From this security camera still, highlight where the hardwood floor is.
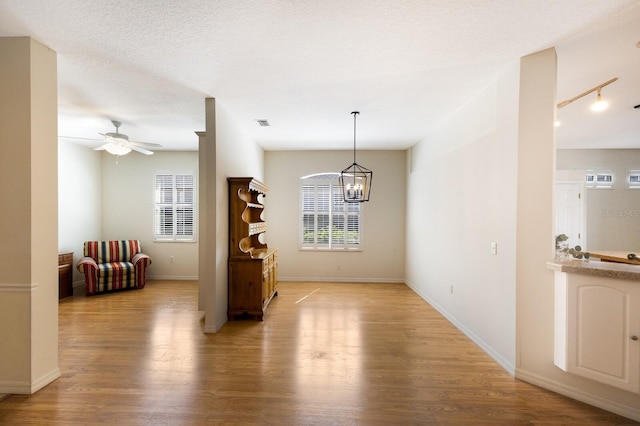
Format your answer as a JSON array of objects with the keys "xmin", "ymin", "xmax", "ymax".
[{"xmin": 0, "ymin": 280, "xmax": 636, "ymax": 425}]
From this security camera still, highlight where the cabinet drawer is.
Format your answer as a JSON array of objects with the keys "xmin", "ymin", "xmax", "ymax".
[
  {"xmin": 59, "ymin": 252, "xmax": 73, "ymax": 264},
  {"xmin": 263, "ymin": 255, "xmax": 273, "ymax": 272}
]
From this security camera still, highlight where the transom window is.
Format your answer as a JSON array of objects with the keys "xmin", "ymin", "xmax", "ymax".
[
  {"xmin": 154, "ymin": 172, "xmax": 196, "ymax": 241},
  {"xmin": 300, "ymin": 173, "xmax": 361, "ymax": 250}
]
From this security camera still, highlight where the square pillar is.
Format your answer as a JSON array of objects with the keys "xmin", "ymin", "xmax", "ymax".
[{"xmin": 0, "ymin": 37, "xmax": 60, "ymax": 393}]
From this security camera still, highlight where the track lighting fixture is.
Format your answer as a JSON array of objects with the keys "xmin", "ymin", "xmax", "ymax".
[
  {"xmin": 557, "ymin": 77, "xmax": 618, "ymax": 111},
  {"xmin": 590, "ymin": 88, "xmax": 608, "ymax": 112}
]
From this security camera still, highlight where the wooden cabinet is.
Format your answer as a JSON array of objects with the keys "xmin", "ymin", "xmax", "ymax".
[
  {"xmin": 554, "ymin": 271, "xmax": 640, "ymax": 393},
  {"xmin": 228, "ymin": 177, "xmax": 278, "ymax": 321},
  {"xmin": 58, "ymin": 252, "xmax": 74, "ymax": 300}
]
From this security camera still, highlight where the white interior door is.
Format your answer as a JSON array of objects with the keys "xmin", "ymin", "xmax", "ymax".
[{"xmin": 555, "ymin": 181, "xmax": 586, "ymax": 249}]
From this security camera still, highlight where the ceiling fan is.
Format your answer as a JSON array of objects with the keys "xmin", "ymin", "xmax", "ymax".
[{"xmin": 96, "ymin": 120, "xmax": 161, "ymax": 156}]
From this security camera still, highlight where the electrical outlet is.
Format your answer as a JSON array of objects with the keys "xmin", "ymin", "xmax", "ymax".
[
  {"xmin": 491, "ymin": 242, "xmax": 498, "ymax": 255},
  {"xmin": 337, "ymin": 264, "xmax": 342, "ymax": 270},
  {"xmin": 169, "ymin": 256, "xmax": 175, "ymax": 263}
]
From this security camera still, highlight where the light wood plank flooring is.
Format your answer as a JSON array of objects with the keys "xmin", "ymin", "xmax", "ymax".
[{"xmin": 0, "ymin": 280, "xmax": 636, "ymax": 425}]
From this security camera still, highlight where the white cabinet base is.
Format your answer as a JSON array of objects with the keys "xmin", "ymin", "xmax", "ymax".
[{"xmin": 554, "ymin": 271, "xmax": 640, "ymax": 394}]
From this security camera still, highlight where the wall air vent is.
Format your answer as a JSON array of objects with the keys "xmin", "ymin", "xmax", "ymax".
[{"xmin": 256, "ymin": 119, "xmax": 270, "ymax": 127}]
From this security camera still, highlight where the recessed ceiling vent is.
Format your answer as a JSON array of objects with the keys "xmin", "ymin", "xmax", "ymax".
[{"xmin": 256, "ymin": 119, "xmax": 270, "ymax": 127}]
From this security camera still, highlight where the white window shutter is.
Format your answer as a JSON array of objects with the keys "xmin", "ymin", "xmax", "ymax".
[
  {"xmin": 299, "ymin": 173, "xmax": 362, "ymax": 250},
  {"xmin": 155, "ymin": 172, "xmax": 196, "ymax": 241}
]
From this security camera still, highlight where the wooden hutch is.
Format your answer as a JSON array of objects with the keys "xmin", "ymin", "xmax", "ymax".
[{"xmin": 227, "ymin": 177, "xmax": 278, "ymax": 320}]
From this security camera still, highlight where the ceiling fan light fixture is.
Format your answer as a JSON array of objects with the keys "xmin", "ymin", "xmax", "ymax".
[{"xmin": 103, "ymin": 143, "xmax": 132, "ymax": 156}]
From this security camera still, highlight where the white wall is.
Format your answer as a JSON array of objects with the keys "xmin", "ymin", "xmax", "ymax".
[
  {"xmin": 405, "ymin": 49, "xmax": 640, "ymax": 421},
  {"xmin": 210, "ymin": 99, "xmax": 264, "ymax": 330},
  {"xmin": 405, "ymin": 62, "xmax": 520, "ymax": 373},
  {"xmin": 59, "ymin": 144, "xmax": 199, "ymax": 284},
  {"xmin": 100, "ymin": 150, "xmax": 199, "ymax": 280},
  {"xmin": 265, "ymin": 150, "xmax": 405, "ymax": 282},
  {"xmin": 557, "ymin": 149, "xmax": 640, "ymax": 251},
  {"xmin": 58, "ymin": 140, "xmax": 102, "ymax": 287}
]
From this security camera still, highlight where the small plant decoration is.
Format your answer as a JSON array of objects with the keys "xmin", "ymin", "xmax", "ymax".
[{"xmin": 555, "ymin": 234, "xmax": 590, "ymax": 259}]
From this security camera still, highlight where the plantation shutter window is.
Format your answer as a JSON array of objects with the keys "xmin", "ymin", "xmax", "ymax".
[
  {"xmin": 299, "ymin": 173, "xmax": 362, "ymax": 251},
  {"xmin": 155, "ymin": 172, "xmax": 196, "ymax": 241}
]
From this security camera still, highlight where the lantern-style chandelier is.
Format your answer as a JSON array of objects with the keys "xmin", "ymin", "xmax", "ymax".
[{"xmin": 339, "ymin": 111, "xmax": 372, "ymax": 202}]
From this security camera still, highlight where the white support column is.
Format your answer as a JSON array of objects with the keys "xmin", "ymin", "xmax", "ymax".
[
  {"xmin": 200, "ymin": 98, "xmax": 218, "ymax": 333},
  {"xmin": 515, "ymin": 48, "xmax": 557, "ymax": 369},
  {"xmin": 0, "ymin": 37, "xmax": 60, "ymax": 394}
]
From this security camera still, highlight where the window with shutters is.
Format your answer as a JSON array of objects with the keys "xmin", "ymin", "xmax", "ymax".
[
  {"xmin": 627, "ymin": 170, "xmax": 640, "ymax": 189},
  {"xmin": 300, "ymin": 173, "xmax": 361, "ymax": 251},
  {"xmin": 585, "ymin": 170, "xmax": 614, "ymax": 189},
  {"xmin": 154, "ymin": 172, "xmax": 196, "ymax": 241}
]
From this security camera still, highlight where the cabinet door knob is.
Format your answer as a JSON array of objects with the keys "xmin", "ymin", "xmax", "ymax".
[{"xmin": 632, "ymin": 336, "xmax": 639, "ymax": 341}]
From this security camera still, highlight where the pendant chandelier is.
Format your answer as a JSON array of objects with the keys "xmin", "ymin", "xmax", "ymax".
[{"xmin": 340, "ymin": 111, "xmax": 372, "ymax": 202}]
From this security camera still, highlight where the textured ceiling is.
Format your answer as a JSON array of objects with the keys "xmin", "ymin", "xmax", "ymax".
[
  {"xmin": 556, "ymin": 9, "xmax": 640, "ymax": 149},
  {"xmin": 0, "ymin": 0, "xmax": 639, "ymax": 151}
]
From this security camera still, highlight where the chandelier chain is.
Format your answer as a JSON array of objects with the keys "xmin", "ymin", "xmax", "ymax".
[{"xmin": 352, "ymin": 111, "xmax": 359, "ymax": 164}]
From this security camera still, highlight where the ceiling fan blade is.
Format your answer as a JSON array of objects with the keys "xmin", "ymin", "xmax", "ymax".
[
  {"xmin": 129, "ymin": 144, "xmax": 154, "ymax": 155},
  {"xmin": 59, "ymin": 135, "xmax": 102, "ymax": 142},
  {"xmin": 100, "ymin": 133, "xmax": 129, "ymax": 143},
  {"xmin": 64, "ymin": 123, "xmax": 158, "ymax": 155},
  {"xmin": 129, "ymin": 140, "xmax": 162, "ymax": 148}
]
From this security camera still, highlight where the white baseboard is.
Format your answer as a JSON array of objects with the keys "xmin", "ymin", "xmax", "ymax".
[
  {"xmin": 0, "ymin": 283, "xmax": 37, "ymax": 293},
  {"xmin": 147, "ymin": 275, "xmax": 198, "ymax": 281},
  {"xmin": 202, "ymin": 314, "xmax": 226, "ymax": 334},
  {"xmin": 31, "ymin": 368, "xmax": 61, "ymax": 393},
  {"xmin": 402, "ymin": 280, "xmax": 640, "ymax": 422},
  {"xmin": 72, "ymin": 277, "xmax": 196, "ymax": 296},
  {"xmin": 516, "ymin": 369, "xmax": 640, "ymax": 422},
  {"xmin": 278, "ymin": 276, "xmax": 404, "ymax": 283},
  {"xmin": 404, "ymin": 279, "xmax": 516, "ymax": 376},
  {"xmin": 0, "ymin": 380, "xmax": 30, "ymax": 394},
  {"xmin": 0, "ymin": 367, "xmax": 60, "ymax": 394}
]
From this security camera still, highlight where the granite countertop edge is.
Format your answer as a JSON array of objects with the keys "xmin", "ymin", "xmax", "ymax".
[{"xmin": 546, "ymin": 259, "xmax": 640, "ymax": 281}]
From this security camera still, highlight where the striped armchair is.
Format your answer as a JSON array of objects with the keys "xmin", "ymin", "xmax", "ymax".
[{"xmin": 77, "ymin": 240, "xmax": 152, "ymax": 296}]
